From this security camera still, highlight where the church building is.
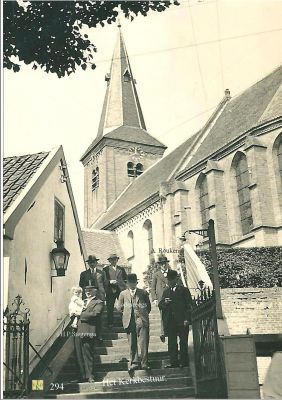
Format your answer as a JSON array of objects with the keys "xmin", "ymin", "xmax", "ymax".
[{"xmin": 81, "ymin": 26, "xmax": 282, "ymax": 282}]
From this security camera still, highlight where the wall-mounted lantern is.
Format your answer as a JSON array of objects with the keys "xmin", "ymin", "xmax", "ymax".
[{"xmin": 50, "ymin": 239, "xmax": 70, "ymax": 292}]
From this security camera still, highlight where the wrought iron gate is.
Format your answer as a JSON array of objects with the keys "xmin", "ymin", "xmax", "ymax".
[
  {"xmin": 191, "ymin": 286, "xmax": 226, "ymax": 398},
  {"xmin": 3, "ymin": 295, "xmax": 30, "ymax": 398}
]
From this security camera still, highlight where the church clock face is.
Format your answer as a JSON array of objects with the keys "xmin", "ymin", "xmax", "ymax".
[{"xmin": 128, "ymin": 146, "xmax": 145, "ymax": 161}]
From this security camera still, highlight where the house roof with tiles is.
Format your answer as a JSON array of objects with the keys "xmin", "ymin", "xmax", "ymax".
[
  {"xmin": 82, "ymin": 229, "xmax": 127, "ymax": 265},
  {"xmin": 3, "ymin": 151, "xmax": 49, "ymax": 213},
  {"xmin": 178, "ymin": 65, "xmax": 282, "ymax": 174},
  {"xmin": 3, "ymin": 146, "xmax": 87, "ymax": 260}
]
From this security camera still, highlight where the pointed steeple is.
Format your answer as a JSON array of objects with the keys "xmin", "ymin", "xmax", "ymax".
[
  {"xmin": 80, "ymin": 25, "xmax": 166, "ymax": 162},
  {"xmin": 97, "ymin": 25, "xmax": 147, "ymax": 138}
]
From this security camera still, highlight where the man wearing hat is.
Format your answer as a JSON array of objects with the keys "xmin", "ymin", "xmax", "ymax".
[
  {"xmin": 79, "ymin": 255, "xmax": 106, "ymax": 300},
  {"xmin": 159, "ymin": 269, "xmax": 192, "ymax": 368},
  {"xmin": 79, "ymin": 255, "xmax": 105, "ymax": 341},
  {"xmin": 103, "ymin": 253, "xmax": 127, "ymax": 328},
  {"xmin": 151, "ymin": 254, "xmax": 171, "ymax": 342},
  {"xmin": 75, "ymin": 285, "xmax": 104, "ymax": 382},
  {"xmin": 117, "ymin": 274, "xmax": 151, "ymax": 372}
]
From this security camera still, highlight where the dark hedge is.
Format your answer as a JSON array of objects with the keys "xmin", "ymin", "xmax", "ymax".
[{"xmin": 196, "ymin": 247, "xmax": 282, "ymax": 288}]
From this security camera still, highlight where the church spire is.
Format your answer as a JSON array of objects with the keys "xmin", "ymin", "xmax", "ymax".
[{"xmin": 97, "ymin": 26, "xmax": 147, "ymax": 139}]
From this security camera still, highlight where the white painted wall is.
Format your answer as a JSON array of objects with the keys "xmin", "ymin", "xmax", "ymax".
[{"xmin": 6, "ymin": 161, "xmax": 85, "ymax": 360}]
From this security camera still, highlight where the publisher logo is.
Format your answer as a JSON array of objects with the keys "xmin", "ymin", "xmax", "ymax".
[{"xmin": 32, "ymin": 380, "xmax": 44, "ymax": 390}]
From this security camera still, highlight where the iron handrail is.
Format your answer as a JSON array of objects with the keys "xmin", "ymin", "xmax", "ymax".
[{"xmin": 29, "ymin": 342, "xmax": 53, "ymax": 375}]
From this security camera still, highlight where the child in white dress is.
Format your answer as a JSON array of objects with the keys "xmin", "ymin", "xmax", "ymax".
[{"xmin": 69, "ymin": 287, "xmax": 84, "ymax": 328}]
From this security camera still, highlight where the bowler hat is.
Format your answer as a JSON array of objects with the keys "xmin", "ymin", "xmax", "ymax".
[
  {"xmin": 86, "ymin": 255, "xmax": 99, "ymax": 263},
  {"xmin": 108, "ymin": 253, "xmax": 119, "ymax": 260},
  {"xmin": 127, "ymin": 273, "xmax": 138, "ymax": 283},
  {"xmin": 84, "ymin": 285, "xmax": 98, "ymax": 290},
  {"xmin": 167, "ymin": 270, "xmax": 178, "ymax": 281},
  {"xmin": 157, "ymin": 254, "xmax": 169, "ymax": 264}
]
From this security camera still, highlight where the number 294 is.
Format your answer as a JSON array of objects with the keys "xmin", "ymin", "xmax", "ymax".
[{"xmin": 50, "ymin": 383, "xmax": 64, "ymax": 390}]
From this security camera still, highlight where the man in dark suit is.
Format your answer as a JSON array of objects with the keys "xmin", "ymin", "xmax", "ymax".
[
  {"xmin": 103, "ymin": 253, "xmax": 127, "ymax": 328},
  {"xmin": 75, "ymin": 285, "xmax": 104, "ymax": 382},
  {"xmin": 79, "ymin": 255, "xmax": 106, "ymax": 300},
  {"xmin": 117, "ymin": 274, "xmax": 151, "ymax": 373},
  {"xmin": 159, "ymin": 270, "xmax": 192, "ymax": 368},
  {"xmin": 79, "ymin": 255, "xmax": 105, "ymax": 341},
  {"xmin": 151, "ymin": 255, "xmax": 170, "ymax": 342}
]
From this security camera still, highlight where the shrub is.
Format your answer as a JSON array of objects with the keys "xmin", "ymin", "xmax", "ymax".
[{"xmin": 196, "ymin": 247, "xmax": 282, "ymax": 288}]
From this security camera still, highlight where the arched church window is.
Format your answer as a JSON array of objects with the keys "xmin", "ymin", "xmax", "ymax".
[
  {"xmin": 235, "ymin": 154, "xmax": 253, "ymax": 235},
  {"xmin": 92, "ymin": 167, "xmax": 99, "ymax": 191},
  {"xmin": 278, "ymin": 139, "xmax": 282, "ymax": 183},
  {"xmin": 127, "ymin": 162, "xmax": 135, "ymax": 177},
  {"xmin": 136, "ymin": 163, "xmax": 143, "ymax": 176},
  {"xmin": 143, "ymin": 219, "xmax": 154, "ymax": 263},
  {"xmin": 127, "ymin": 230, "xmax": 134, "ymax": 259},
  {"xmin": 199, "ymin": 175, "xmax": 209, "ymax": 230}
]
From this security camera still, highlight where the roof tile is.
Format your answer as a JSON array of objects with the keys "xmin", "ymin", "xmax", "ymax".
[
  {"xmin": 82, "ymin": 229, "xmax": 127, "ymax": 265},
  {"xmin": 3, "ymin": 151, "xmax": 49, "ymax": 213}
]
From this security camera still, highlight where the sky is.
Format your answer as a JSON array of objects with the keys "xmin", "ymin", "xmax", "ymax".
[{"xmin": 4, "ymin": 0, "xmax": 282, "ymax": 223}]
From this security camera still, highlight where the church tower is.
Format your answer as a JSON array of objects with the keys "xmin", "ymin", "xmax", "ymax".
[{"xmin": 81, "ymin": 26, "xmax": 167, "ymax": 228}]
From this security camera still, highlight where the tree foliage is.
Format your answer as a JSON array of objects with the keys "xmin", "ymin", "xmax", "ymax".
[{"xmin": 4, "ymin": 0, "xmax": 179, "ymax": 77}]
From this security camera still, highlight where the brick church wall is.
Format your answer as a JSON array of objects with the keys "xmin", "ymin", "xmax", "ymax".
[{"xmin": 221, "ymin": 287, "xmax": 282, "ymax": 334}]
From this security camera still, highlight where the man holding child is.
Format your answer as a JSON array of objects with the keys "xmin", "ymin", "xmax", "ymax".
[{"xmin": 74, "ymin": 285, "xmax": 104, "ymax": 382}]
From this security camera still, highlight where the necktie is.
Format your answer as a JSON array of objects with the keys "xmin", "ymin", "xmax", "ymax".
[{"xmin": 91, "ymin": 269, "xmax": 97, "ymax": 287}]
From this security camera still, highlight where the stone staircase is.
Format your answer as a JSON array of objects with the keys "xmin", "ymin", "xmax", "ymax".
[{"xmin": 46, "ymin": 305, "xmax": 195, "ymax": 398}]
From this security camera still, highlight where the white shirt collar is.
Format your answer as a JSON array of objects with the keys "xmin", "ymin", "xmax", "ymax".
[
  {"xmin": 111, "ymin": 265, "xmax": 117, "ymax": 271},
  {"xmin": 130, "ymin": 288, "xmax": 137, "ymax": 296}
]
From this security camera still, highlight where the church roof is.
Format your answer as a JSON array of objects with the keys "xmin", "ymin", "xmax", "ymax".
[
  {"xmin": 3, "ymin": 151, "xmax": 49, "ymax": 212},
  {"xmin": 94, "ymin": 133, "xmax": 199, "ymax": 229},
  {"xmin": 81, "ymin": 27, "xmax": 166, "ymax": 162},
  {"xmin": 82, "ymin": 229, "xmax": 127, "ymax": 265},
  {"xmin": 183, "ymin": 65, "xmax": 282, "ymax": 171}
]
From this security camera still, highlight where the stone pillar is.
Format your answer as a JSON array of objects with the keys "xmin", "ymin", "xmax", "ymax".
[
  {"xmin": 244, "ymin": 137, "xmax": 275, "ymax": 229},
  {"xmin": 205, "ymin": 160, "xmax": 230, "ymax": 245}
]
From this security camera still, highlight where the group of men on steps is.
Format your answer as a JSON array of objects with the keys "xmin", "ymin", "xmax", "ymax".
[{"xmin": 74, "ymin": 253, "xmax": 193, "ymax": 382}]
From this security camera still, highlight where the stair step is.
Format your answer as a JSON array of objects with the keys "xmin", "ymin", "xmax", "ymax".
[
  {"xmin": 60, "ymin": 359, "xmax": 171, "ymax": 375},
  {"xmin": 95, "ymin": 343, "xmax": 167, "ymax": 355},
  {"xmin": 101, "ymin": 333, "xmax": 164, "ymax": 340},
  {"xmin": 96, "ymin": 337, "xmax": 165, "ymax": 347},
  {"xmin": 57, "ymin": 366, "xmax": 191, "ymax": 385},
  {"xmin": 94, "ymin": 366, "xmax": 190, "ymax": 381},
  {"xmin": 55, "ymin": 385, "xmax": 195, "ymax": 398},
  {"xmin": 102, "ymin": 311, "xmax": 161, "ymax": 321},
  {"xmin": 63, "ymin": 352, "xmax": 170, "ymax": 369},
  {"xmin": 101, "ymin": 325, "xmax": 161, "ymax": 334},
  {"xmin": 101, "ymin": 311, "xmax": 161, "ymax": 318}
]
